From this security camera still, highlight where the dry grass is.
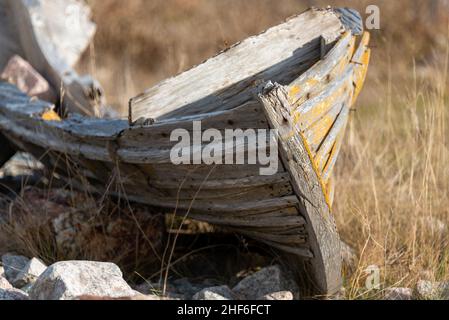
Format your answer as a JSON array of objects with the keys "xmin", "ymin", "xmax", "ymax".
[{"xmin": 2, "ymin": 0, "xmax": 448, "ymax": 298}]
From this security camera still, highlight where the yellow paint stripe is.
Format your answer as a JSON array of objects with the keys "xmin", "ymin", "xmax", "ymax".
[
  {"xmin": 296, "ymin": 128, "xmax": 333, "ymax": 209},
  {"xmin": 292, "ymin": 83, "xmax": 347, "ymax": 130},
  {"xmin": 352, "ymin": 48, "xmax": 371, "ymax": 104},
  {"xmin": 326, "ymin": 176, "xmax": 335, "ymax": 208},
  {"xmin": 41, "ymin": 110, "xmax": 61, "ymax": 121}
]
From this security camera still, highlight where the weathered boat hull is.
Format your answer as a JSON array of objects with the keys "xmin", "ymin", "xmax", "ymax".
[{"xmin": 0, "ymin": 8, "xmax": 370, "ymax": 296}]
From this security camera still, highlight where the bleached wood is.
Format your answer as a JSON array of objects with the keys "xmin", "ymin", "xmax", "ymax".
[
  {"xmin": 259, "ymin": 83, "xmax": 342, "ymax": 295},
  {"xmin": 130, "ymin": 8, "xmax": 347, "ymax": 122}
]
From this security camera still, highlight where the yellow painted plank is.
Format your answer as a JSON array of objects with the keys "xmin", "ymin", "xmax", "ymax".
[{"xmin": 41, "ymin": 110, "xmax": 61, "ymax": 121}]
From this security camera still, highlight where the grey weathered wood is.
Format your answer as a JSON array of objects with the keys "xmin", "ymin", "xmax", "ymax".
[
  {"xmin": 129, "ymin": 8, "xmax": 347, "ymax": 122},
  {"xmin": 333, "ymin": 8, "xmax": 364, "ymax": 35},
  {"xmin": 259, "ymin": 83, "xmax": 342, "ymax": 295}
]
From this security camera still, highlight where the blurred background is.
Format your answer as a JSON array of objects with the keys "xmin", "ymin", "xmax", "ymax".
[{"xmin": 52, "ymin": 0, "xmax": 449, "ymax": 297}]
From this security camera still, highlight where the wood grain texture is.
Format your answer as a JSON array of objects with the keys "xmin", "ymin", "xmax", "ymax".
[
  {"xmin": 129, "ymin": 8, "xmax": 347, "ymax": 122},
  {"xmin": 259, "ymin": 83, "xmax": 342, "ymax": 295}
]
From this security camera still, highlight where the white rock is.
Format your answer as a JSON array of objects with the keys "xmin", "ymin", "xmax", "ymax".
[
  {"xmin": 0, "ymin": 55, "xmax": 56, "ymax": 102},
  {"xmin": 258, "ymin": 291, "xmax": 294, "ymax": 300},
  {"xmin": 193, "ymin": 286, "xmax": 235, "ymax": 300},
  {"xmin": 12, "ymin": 258, "xmax": 47, "ymax": 288},
  {"xmin": 0, "ymin": 288, "xmax": 29, "ymax": 300},
  {"xmin": 1, "ymin": 254, "xmax": 29, "ymax": 283},
  {"xmin": 384, "ymin": 287, "xmax": 412, "ymax": 300},
  {"xmin": 0, "ymin": 276, "xmax": 12, "ymax": 290},
  {"xmin": 415, "ymin": 280, "xmax": 449, "ymax": 300},
  {"xmin": 29, "ymin": 261, "xmax": 136, "ymax": 300},
  {"xmin": 0, "ymin": 266, "xmax": 4, "ymax": 277},
  {"xmin": 232, "ymin": 265, "xmax": 298, "ymax": 300}
]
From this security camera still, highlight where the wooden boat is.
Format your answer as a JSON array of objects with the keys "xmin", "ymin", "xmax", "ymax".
[{"xmin": 0, "ymin": 4, "xmax": 370, "ymax": 296}]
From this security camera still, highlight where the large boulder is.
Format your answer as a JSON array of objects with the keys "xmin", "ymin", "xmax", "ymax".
[{"xmin": 29, "ymin": 261, "xmax": 136, "ymax": 300}]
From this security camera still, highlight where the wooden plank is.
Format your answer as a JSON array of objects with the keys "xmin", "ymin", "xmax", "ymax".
[
  {"xmin": 291, "ymin": 67, "xmax": 353, "ymax": 132},
  {"xmin": 302, "ymin": 98, "xmax": 345, "ymax": 153},
  {"xmin": 351, "ymin": 32, "xmax": 371, "ymax": 104},
  {"xmin": 129, "ymin": 8, "xmax": 347, "ymax": 122},
  {"xmin": 314, "ymin": 86, "xmax": 353, "ymax": 172},
  {"xmin": 288, "ymin": 32, "xmax": 355, "ymax": 108},
  {"xmin": 259, "ymin": 83, "xmax": 342, "ymax": 295}
]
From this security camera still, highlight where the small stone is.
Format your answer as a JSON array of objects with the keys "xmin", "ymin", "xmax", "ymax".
[
  {"xmin": 0, "ymin": 55, "xmax": 56, "ymax": 102},
  {"xmin": 384, "ymin": 287, "xmax": 413, "ymax": 300},
  {"xmin": 29, "ymin": 261, "xmax": 136, "ymax": 300},
  {"xmin": 415, "ymin": 280, "xmax": 449, "ymax": 300},
  {"xmin": 258, "ymin": 291, "xmax": 294, "ymax": 300},
  {"xmin": 11, "ymin": 258, "xmax": 47, "ymax": 288},
  {"xmin": 232, "ymin": 265, "xmax": 297, "ymax": 300},
  {"xmin": 0, "ymin": 266, "xmax": 4, "ymax": 277},
  {"xmin": 1, "ymin": 254, "xmax": 30, "ymax": 283},
  {"xmin": 193, "ymin": 286, "xmax": 235, "ymax": 300},
  {"xmin": 0, "ymin": 276, "xmax": 12, "ymax": 290},
  {"xmin": 0, "ymin": 288, "xmax": 29, "ymax": 300}
]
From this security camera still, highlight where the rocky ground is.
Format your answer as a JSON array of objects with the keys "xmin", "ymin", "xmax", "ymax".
[
  {"xmin": 1, "ymin": 154, "xmax": 449, "ymax": 301},
  {"xmin": 0, "ymin": 255, "xmax": 300, "ymax": 300},
  {"xmin": 2, "ymin": 252, "xmax": 449, "ymax": 300}
]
